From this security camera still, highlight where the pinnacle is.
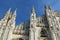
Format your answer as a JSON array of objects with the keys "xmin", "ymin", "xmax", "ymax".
[
  {"xmin": 4, "ymin": 8, "xmax": 11, "ymax": 18},
  {"xmin": 31, "ymin": 6, "xmax": 35, "ymax": 13},
  {"xmin": 44, "ymin": 5, "xmax": 51, "ymax": 10},
  {"xmin": 7, "ymin": 8, "xmax": 11, "ymax": 14},
  {"xmin": 12, "ymin": 9, "xmax": 16, "ymax": 17}
]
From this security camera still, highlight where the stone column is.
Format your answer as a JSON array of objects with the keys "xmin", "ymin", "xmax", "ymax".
[
  {"xmin": 29, "ymin": 28, "xmax": 35, "ymax": 40},
  {"xmin": 35, "ymin": 27, "xmax": 41, "ymax": 40}
]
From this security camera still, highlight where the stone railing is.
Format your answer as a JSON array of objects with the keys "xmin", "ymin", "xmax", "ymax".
[{"xmin": 13, "ymin": 30, "xmax": 26, "ymax": 35}]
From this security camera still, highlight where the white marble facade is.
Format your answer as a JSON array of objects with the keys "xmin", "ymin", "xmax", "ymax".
[{"xmin": 0, "ymin": 6, "xmax": 60, "ymax": 40}]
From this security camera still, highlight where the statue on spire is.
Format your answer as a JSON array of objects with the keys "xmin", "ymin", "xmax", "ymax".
[{"xmin": 31, "ymin": 6, "xmax": 35, "ymax": 13}]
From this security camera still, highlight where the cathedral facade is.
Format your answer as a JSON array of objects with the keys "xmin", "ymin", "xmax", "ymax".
[{"xmin": 0, "ymin": 6, "xmax": 60, "ymax": 40}]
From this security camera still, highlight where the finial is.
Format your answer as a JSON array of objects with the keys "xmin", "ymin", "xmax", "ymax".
[
  {"xmin": 8, "ymin": 8, "xmax": 11, "ymax": 13},
  {"xmin": 5, "ymin": 8, "xmax": 11, "ymax": 16},
  {"xmin": 16, "ymin": 8, "xmax": 17, "ymax": 11},
  {"xmin": 12, "ymin": 9, "xmax": 16, "ymax": 17},
  {"xmin": 31, "ymin": 6, "xmax": 35, "ymax": 13},
  {"xmin": 9, "ymin": 8, "xmax": 11, "ymax": 11},
  {"xmin": 3, "ymin": 8, "xmax": 11, "ymax": 20},
  {"xmin": 44, "ymin": 5, "xmax": 51, "ymax": 10}
]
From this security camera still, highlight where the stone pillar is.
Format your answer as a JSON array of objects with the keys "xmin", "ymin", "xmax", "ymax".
[
  {"xmin": 35, "ymin": 27, "xmax": 41, "ymax": 40},
  {"xmin": 29, "ymin": 28, "xmax": 35, "ymax": 40}
]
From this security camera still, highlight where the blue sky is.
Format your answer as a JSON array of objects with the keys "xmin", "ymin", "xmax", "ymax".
[{"xmin": 0, "ymin": 0, "xmax": 60, "ymax": 24}]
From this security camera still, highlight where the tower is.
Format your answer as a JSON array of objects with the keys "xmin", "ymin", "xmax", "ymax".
[{"xmin": 29, "ymin": 7, "xmax": 36, "ymax": 40}]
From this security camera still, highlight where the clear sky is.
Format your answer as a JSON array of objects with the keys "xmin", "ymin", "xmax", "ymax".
[{"xmin": 0, "ymin": 0, "xmax": 60, "ymax": 25}]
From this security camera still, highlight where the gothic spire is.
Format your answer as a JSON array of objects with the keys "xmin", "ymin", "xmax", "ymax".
[
  {"xmin": 7, "ymin": 9, "xmax": 17, "ymax": 29},
  {"xmin": 2, "ymin": 8, "xmax": 11, "ymax": 21},
  {"xmin": 5, "ymin": 8, "xmax": 11, "ymax": 16},
  {"xmin": 12, "ymin": 9, "xmax": 16, "ymax": 18},
  {"xmin": 30, "ymin": 6, "xmax": 36, "ymax": 28}
]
